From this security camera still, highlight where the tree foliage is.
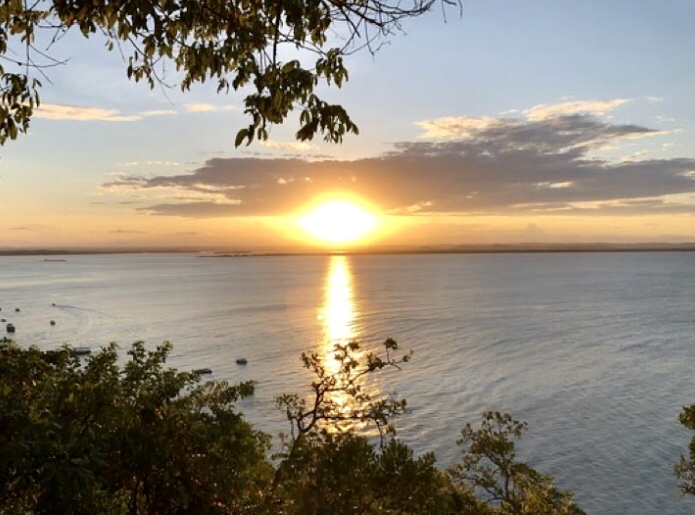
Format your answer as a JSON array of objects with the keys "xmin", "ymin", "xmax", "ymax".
[
  {"xmin": 450, "ymin": 411, "xmax": 585, "ymax": 515},
  {"xmin": 0, "ymin": 337, "xmax": 588, "ymax": 514},
  {"xmin": 0, "ymin": 0, "xmax": 457, "ymax": 147},
  {"xmin": 675, "ymin": 405, "xmax": 695, "ymax": 497},
  {"xmin": 271, "ymin": 431, "xmax": 461, "ymax": 514},
  {"xmin": 271, "ymin": 339, "xmax": 461, "ymax": 513},
  {"xmin": 0, "ymin": 339, "xmax": 270, "ymax": 514},
  {"xmin": 276, "ymin": 338, "xmax": 411, "ymax": 443}
]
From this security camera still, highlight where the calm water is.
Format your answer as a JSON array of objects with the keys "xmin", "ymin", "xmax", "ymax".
[{"xmin": 2, "ymin": 251, "xmax": 695, "ymax": 514}]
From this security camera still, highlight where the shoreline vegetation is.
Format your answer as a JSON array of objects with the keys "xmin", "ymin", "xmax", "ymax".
[
  {"xmin": 2, "ymin": 242, "xmax": 695, "ymax": 257},
  {"xmin": 1, "ymin": 338, "xmax": 589, "ymax": 514},
  {"xmin": 3, "ymin": 337, "xmax": 695, "ymax": 514}
]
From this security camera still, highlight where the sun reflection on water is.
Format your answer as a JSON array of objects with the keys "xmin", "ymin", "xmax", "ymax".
[
  {"xmin": 320, "ymin": 255, "xmax": 356, "ymax": 346},
  {"xmin": 316, "ymin": 255, "xmax": 373, "ymax": 432}
]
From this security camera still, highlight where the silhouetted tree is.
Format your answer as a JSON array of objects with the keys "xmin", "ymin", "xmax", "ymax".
[{"xmin": 0, "ymin": 0, "xmax": 458, "ymax": 146}]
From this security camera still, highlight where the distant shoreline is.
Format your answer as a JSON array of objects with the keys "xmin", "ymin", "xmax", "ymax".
[{"xmin": 2, "ymin": 243, "xmax": 695, "ymax": 257}]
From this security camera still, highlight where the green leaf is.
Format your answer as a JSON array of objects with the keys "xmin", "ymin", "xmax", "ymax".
[{"xmin": 234, "ymin": 128, "xmax": 249, "ymax": 147}]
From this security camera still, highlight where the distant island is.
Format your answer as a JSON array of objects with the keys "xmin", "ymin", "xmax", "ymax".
[{"xmin": 2, "ymin": 242, "xmax": 695, "ymax": 257}]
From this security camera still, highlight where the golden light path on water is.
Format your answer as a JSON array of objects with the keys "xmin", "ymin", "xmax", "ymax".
[
  {"xmin": 321, "ymin": 255, "xmax": 356, "ymax": 345},
  {"xmin": 317, "ymin": 256, "xmax": 379, "ymax": 433}
]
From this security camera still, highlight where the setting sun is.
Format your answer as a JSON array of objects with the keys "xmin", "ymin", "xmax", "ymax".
[{"xmin": 299, "ymin": 200, "xmax": 377, "ymax": 245}]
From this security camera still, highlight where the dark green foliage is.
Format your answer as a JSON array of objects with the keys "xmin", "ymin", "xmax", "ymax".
[
  {"xmin": 271, "ymin": 432, "xmax": 460, "ymax": 514},
  {"xmin": 675, "ymin": 405, "xmax": 695, "ymax": 496},
  {"xmin": 0, "ymin": 340, "xmax": 270, "ymax": 514},
  {"xmin": 0, "ymin": 0, "xmax": 456, "ymax": 146},
  {"xmin": 0, "ymin": 338, "xmax": 588, "ymax": 514},
  {"xmin": 450, "ymin": 411, "xmax": 585, "ymax": 515},
  {"xmin": 270, "ymin": 339, "xmax": 460, "ymax": 513}
]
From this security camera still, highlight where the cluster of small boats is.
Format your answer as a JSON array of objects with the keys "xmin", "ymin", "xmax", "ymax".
[
  {"xmin": 193, "ymin": 358, "xmax": 248, "ymax": 376},
  {"xmin": 1, "ymin": 306, "xmax": 18, "ymax": 334},
  {"xmin": 1, "ymin": 304, "xmax": 249, "ymax": 372},
  {"xmin": 2, "ymin": 305, "xmax": 58, "ymax": 335}
]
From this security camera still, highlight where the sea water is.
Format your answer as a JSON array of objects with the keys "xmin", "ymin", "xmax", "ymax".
[{"xmin": 2, "ymin": 251, "xmax": 694, "ymax": 514}]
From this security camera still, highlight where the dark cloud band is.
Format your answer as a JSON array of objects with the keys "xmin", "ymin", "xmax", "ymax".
[{"xmin": 103, "ymin": 112, "xmax": 695, "ymax": 218}]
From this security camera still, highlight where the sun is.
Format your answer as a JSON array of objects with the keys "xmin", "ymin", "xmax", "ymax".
[{"xmin": 299, "ymin": 200, "xmax": 377, "ymax": 245}]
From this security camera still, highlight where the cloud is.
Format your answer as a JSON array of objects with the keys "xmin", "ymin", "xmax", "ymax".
[
  {"xmin": 109, "ymin": 229, "xmax": 147, "ymax": 234},
  {"xmin": 184, "ymin": 103, "xmax": 216, "ymax": 113},
  {"xmin": 104, "ymin": 100, "xmax": 695, "ymax": 218},
  {"xmin": 415, "ymin": 99, "xmax": 638, "ymax": 142},
  {"xmin": 7, "ymin": 224, "xmax": 58, "ymax": 232},
  {"xmin": 102, "ymin": 175, "xmax": 150, "ymax": 191},
  {"xmin": 35, "ymin": 104, "xmax": 140, "ymax": 122},
  {"xmin": 523, "ymin": 99, "xmax": 628, "ymax": 121},
  {"xmin": 415, "ymin": 117, "xmax": 508, "ymax": 139},
  {"xmin": 139, "ymin": 110, "xmax": 177, "ymax": 117},
  {"xmin": 35, "ymin": 104, "xmax": 176, "ymax": 122},
  {"xmin": 120, "ymin": 160, "xmax": 181, "ymax": 168},
  {"xmin": 184, "ymin": 103, "xmax": 234, "ymax": 113},
  {"xmin": 32, "ymin": 99, "xmax": 239, "ymax": 124},
  {"xmin": 261, "ymin": 140, "xmax": 315, "ymax": 152},
  {"xmin": 139, "ymin": 202, "xmax": 244, "ymax": 217}
]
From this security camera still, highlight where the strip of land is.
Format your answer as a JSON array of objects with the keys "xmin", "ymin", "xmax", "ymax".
[{"xmin": 2, "ymin": 242, "xmax": 695, "ymax": 257}]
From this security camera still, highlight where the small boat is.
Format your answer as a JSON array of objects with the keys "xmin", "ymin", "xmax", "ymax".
[
  {"xmin": 6, "ymin": 323, "xmax": 15, "ymax": 333},
  {"xmin": 236, "ymin": 358, "xmax": 248, "ymax": 365},
  {"xmin": 193, "ymin": 368, "xmax": 213, "ymax": 375},
  {"xmin": 71, "ymin": 347, "xmax": 91, "ymax": 356}
]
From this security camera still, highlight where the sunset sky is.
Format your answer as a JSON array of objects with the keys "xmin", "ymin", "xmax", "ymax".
[{"xmin": 2, "ymin": 0, "xmax": 695, "ymax": 250}]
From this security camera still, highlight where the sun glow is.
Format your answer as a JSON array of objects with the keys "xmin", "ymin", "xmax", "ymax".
[{"xmin": 299, "ymin": 200, "xmax": 378, "ymax": 245}]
